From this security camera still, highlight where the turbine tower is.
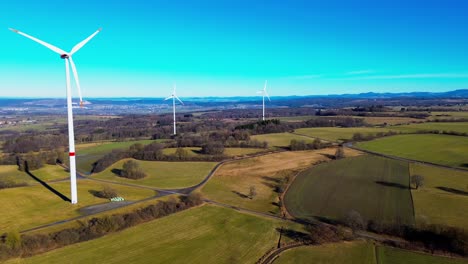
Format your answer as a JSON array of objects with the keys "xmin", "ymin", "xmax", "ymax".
[
  {"xmin": 165, "ymin": 84, "xmax": 184, "ymax": 135},
  {"xmin": 10, "ymin": 28, "xmax": 101, "ymax": 204},
  {"xmin": 257, "ymin": 80, "xmax": 271, "ymax": 121}
]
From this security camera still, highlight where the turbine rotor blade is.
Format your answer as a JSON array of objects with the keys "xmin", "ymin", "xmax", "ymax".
[
  {"xmin": 164, "ymin": 96, "xmax": 173, "ymax": 101},
  {"xmin": 265, "ymin": 91, "xmax": 271, "ymax": 102},
  {"xmin": 9, "ymin": 28, "xmax": 66, "ymax": 55},
  {"xmin": 68, "ymin": 57, "xmax": 84, "ymax": 106},
  {"xmin": 264, "ymin": 80, "xmax": 268, "ymax": 91},
  {"xmin": 175, "ymin": 96, "xmax": 184, "ymax": 105},
  {"xmin": 70, "ymin": 28, "xmax": 102, "ymax": 55}
]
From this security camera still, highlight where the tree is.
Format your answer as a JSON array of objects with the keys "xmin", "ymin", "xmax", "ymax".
[
  {"xmin": 5, "ymin": 231, "xmax": 21, "ymax": 250},
  {"xmin": 334, "ymin": 147, "xmax": 345, "ymax": 159},
  {"xmin": 121, "ymin": 160, "xmax": 146, "ymax": 179},
  {"xmin": 201, "ymin": 141, "xmax": 224, "ymax": 155},
  {"xmin": 175, "ymin": 148, "xmax": 189, "ymax": 160},
  {"xmin": 94, "ymin": 185, "xmax": 118, "ymax": 198},
  {"xmin": 411, "ymin": 174, "xmax": 424, "ymax": 189},
  {"xmin": 248, "ymin": 186, "xmax": 257, "ymax": 199},
  {"xmin": 344, "ymin": 210, "xmax": 365, "ymax": 232}
]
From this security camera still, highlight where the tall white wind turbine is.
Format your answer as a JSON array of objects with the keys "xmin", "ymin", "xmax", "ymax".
[
  {"xmin": 165, "ymin": 84, "xmax": 184, "ymax": 135},
  {"xmin": 10, "ymin": 28, "xmax": 101, "ymax": 204},
  {"xmin": 257, "ymin": 80, "xmax": 271, "ymax": 121}
]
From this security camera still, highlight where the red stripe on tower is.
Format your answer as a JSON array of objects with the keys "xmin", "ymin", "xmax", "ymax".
[{"xmin": 69, "ymin": 152, "xmax": 75, "ymax": 157}]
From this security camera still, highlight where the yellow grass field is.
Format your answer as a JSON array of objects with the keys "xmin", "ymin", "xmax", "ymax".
[{"xmin": 201, "ymin": 147, "xmax": 361, "ymax": 214}]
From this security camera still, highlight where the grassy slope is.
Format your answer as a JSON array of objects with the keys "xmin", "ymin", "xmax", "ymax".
[
  {"xmin": 93, "ymin": 158, "xmax": 217, "ymax": 189},
  {"xmin": 273, "ymin": 242, "xmax": 376, "ymax": 264},
  {"xmin": 75, "ymin": 139, "xmax": 156, "ymax": 173},
  {"xmin": 0, "ymin": 179, "xmax": 155, "ymax": 231},
  {"xmin": 356, "ymin": 134, "xmax": 468, "ymax": 168},
  {"xmin": 393, "ymin": 122, "xmax": 468, "ymax": 134},
  {"xmin": 251, "ymin": 132, "xmax": 316, "ymax": 147},
  {"xmin": 284, "ymin": 155, "xmax": 414, "ymax": 225},
  {"xmin": 410, "ymin": 164, "xmax": 468, "ymax": 229},
  {"xmin": 0, "ymin": 165, "xmax": 35, "ymax": 185},
  {"xmin": 294, "ymin": 127, "xmax": 395, "ymax": 142},
  {"xmin": 202, "ymin": 148, "xmax": 361, "ymax": 215},
  {"xmin": 0, "ymin": 165, "xmax": 69, "ymax": 185},
  {"xmin": 8, "ymin": 205, "xmax": 302, "ymax": 264},
  {"xmin": 376, "ymin": 246, "xmax": 467, "ymax": 264}
]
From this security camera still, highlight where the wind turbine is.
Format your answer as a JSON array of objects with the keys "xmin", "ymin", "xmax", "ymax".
[
  {"xmin": 10, "ymin": 28, "xmax": 101, "ymax": 204},
  {"xmin": 165, "ymin": 84, "xmax": 184, "ymax": 135},
  {"xmin": 257, "ymin": 80, "xmax": 271, "ymax": 121}
]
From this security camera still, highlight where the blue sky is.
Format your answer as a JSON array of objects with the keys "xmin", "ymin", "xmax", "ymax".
[{"xmin": 1, "ymin": 0, "xmax": 468, "ymax": 97}]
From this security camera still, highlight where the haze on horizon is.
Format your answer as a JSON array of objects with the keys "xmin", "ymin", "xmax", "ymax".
[{"xmin": 1, "ymin": 0, "xmax": 468, "ymax": 98}]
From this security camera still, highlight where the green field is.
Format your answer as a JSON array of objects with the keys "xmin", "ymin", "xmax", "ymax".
[
  {"xmin": 410, "ymin": 164, "xmax": 468, "ymax": 229},
  {"xmin": 0, "ymin": 179, "xmax": 155, "ymax": 231},
  {"xmin": 93, "ymin": 158, "xmax": 217, "ymax": 189},
  {"xmin": 273, "ymin": 242, "xmax": 376, "ymax": 264},
  {"xmin": 0, "ymin": 165, "xmax": 35, "ymax": 185},
  {"xmin": 7, "ymin": 205, "xmax": 302, "ymax": 264},
  {"xmin": 0, "ymin": 165, "xmax": 69, "ymax": 185},
  {"xmin": 376, "ymin": 246, "xmax": 467, "ymax": 264},
  {"xmin": 251, "ymin": 132, "xmax": 316, "ymax": 147},
  {"xmin": 356, "ymin": 134, "xmax": 468, "ymax": 168},
  {"xmin": 393, "ymin": 122, "xmax": 468, "ymax": 134},
  {"xmin": 273, "ymin": 243, "xmax": 466, "ymax": 264},
  {"xmin": 75, "ymin": 140, "xmax": 156, "ymax": 173},
  {"xmin": 429, "ymin": 111, "xmax": 468, "ymax": 120},
  {"xmin": 284, "ymin": 155, "xmax": 414, "ymax": 225},
  {"xmin": 294, "ymin": 127, "xmax": 396, "ymax": 142}
]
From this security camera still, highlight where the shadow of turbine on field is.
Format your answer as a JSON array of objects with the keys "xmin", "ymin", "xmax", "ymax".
[
  {"xmin": 232, "ymin": 190, "xmax": 249, "ymax": 199},
  {"xmin": 25, "ymin": 162, "xmax": 71, "ymax": 202},
  {"xmin": 436, "ymin": 187, "xmax": 468, "ymax": 196},
  {"xmin": 375, "ymin": 181, "xmax": 408, "ymax": 190}
]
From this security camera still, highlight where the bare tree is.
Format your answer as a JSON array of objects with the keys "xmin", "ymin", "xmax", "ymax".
[
  {"xmin": 335, "ymin": 147, "xmax": 345, "ymax": 159},
  {"xmin": 344, "ymin": 210, "xmax": 365, "ymax": 231},
  {"xmin": 248, "ymin": 186, "xmax": 257, "ymax": 199},
  {"xmin": 411, "ymin": 175, "xmax": 424, "ymax": 189}
]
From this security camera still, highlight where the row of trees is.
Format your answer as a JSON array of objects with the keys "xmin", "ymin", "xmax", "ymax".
[
  {"xmin": 0, "ymin": 194, "xmax": 203, "ymax": 261},
  {"xmin": 340, "ymin": 209, "xmax": 468, "ymax": 256}
]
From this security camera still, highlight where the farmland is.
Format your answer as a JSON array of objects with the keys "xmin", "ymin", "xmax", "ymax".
[
  {"xmin": 0, "ymin": 179, "xmax": 155, "ymax": 231},
  {"xmin": 273, "ymin": 242, "xmax": 466, "ymax": 264},
  {"xmin": 6, "ymin": 205, "xmax": 302, "ymax": 264},
  {"xmin": 356, "ymin": 134, "xmax": 468, "ymax": 168},
  {"xmin": 376, "ymin": 246, "xmax": 468, "ymax": 264},
  {"xmin": 202, "ymin": 148, "xmax": 361, "ymax": 214},
  {"xmin": 393, "ymin": 122, "xmax": 468, "ymax": 134},
  {"xmin": 273, "ymin": 242, "xmax": 376, "ymax": 264},
  {"xmin": 251, "ymin": 132, "xmax": 316, "ymax": 147},
  {"xmin": 93, "ymin": 158, "xmax": 217, "ymax": 189},
  {"xmin": 284, "ymin": 155, "xmax": 414, "ymax": 225},
  {"xmin": 294, "ymin": 127, "xmax": 396, "ymax": 142},
  {"xmin": 410, "ymin": 164, "xmax": 468, "ymax": 229}
]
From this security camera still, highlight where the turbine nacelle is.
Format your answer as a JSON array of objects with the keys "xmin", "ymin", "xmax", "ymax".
[{"xmin": 61, "ymin": 54, "xmax": 70, "ymax": 59}]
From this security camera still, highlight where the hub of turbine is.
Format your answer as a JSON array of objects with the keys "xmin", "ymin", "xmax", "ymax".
[{"xmin": 61, "ymin": 54, "xmax": 69, "ymax": 59}]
